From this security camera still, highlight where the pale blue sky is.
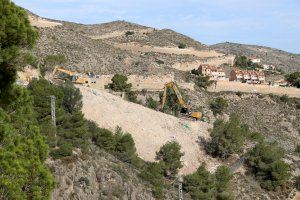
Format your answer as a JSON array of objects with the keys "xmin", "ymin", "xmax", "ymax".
[{"xmin": 14, "ymin": 0, "xmax": 300, "ymax": 53}]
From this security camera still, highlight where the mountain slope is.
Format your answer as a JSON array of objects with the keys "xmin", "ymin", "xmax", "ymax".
[
  {"xmin": 211, "ymin": 42, "xmax": 300, "ymax": 72},
  {"xmin": 29, "ymin": 12, "xmax": 227, "ymax": 76}
]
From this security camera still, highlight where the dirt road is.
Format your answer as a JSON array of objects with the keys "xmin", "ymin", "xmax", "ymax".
[
  {"xmin": 114, "ymin": 43, "xmax": 223, "ymax": 58},
  {"xmin": 208, "ymin": 81, "xmax": 300, "ymax": 98},
  {"xmin": 79, "ymin": 86, "xmax": 219, "ymax": 174}
]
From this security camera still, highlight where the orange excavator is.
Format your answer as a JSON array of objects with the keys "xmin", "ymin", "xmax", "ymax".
[
  {"xmin": 161, "ymin": 81, "xmax": 202, "ymax": 120},
  {"xmin": 52, "ymin": 66, "xmax": 90, "ymax": 86}
]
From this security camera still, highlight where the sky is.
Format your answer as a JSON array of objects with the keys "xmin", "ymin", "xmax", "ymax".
[{"xmin": 14, "ymin": 0, "xmax": 300, "ymax": 54}]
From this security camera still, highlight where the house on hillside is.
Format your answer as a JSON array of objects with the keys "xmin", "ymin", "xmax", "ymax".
[
  {"xmin": 262, "ymin": 64, "xmax": 276, "ymax": 71},
  {"xmin": 230, "ymin": 69, "xmax": 265, "ymax": 84},
  {"xmin": 197, "ymin": 64, "xmax": 226, "ymax": 80},
  {"xmin": 250, "ymin": 57, "xmax": 261, "ymax": 64},
  {"xmin": 272, "ymin": 79, "xmax": 289, "ymax": 87}
]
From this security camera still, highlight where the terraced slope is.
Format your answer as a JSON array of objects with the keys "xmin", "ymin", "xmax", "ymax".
[{"xmin": 211, "ymin": 42, "xmax": 300, "ymax": 72}]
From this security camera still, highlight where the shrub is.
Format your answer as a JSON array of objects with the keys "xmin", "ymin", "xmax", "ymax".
[
  {"xmin": 108, "ymin": 74, "xmax": 132, "ymax": 92},
  {"xmin": 215, "ymin": 166, "xmax": 233, "ymax": 196},
  {"xmin": 210, "ymin": 97, "xmax": 228, "ymax": 115},
  {"xmin": 247, "ymin": 142, "xmax": 291, "ymax": 190},
  {"xmin": 125, "ymin": 31, "xmax": 135, "ymax": 36},
  {"xmin": 191, "ymin": 68, "xmax": 200, "ymax": 75},
  {"xmin": 156, "ymin": 141, "xmax": 184, "ymax": 177},
  {"xmin": 155, "ymin": 59, "xmax": 164, "ymax": 65},
  {"xmin": 195, "ymin": 75, "xmax": 214, "ymax": 90},
  {"xmin": 50, "ymin": 142, "xmax": 73, "ymax": 159},
  {"xmin": 295, "ymin": 145, "xmax": 300, "ymax": 155},
  {"xmin": 285, "ymin": 72, "xmax": 300, "ymax": 88},
  {"xmin": 146, "ymin": 97, "xmax": 158, "ymax": 109},
  {"xmin": 249, "ymin": 132, "xmax": 264, "ymax": 143},
  {"xmin": 126, "ymin": 90, "xmax": 138, "ymax": 103},
  {"xmin": 91, "ymin": 127, "xmax": 116, "ymax": 152},
  {"xmin": 140, "ymin": 162, "xmax": 164, "ymax": 198},
  {"xmin": 236, "ymin": 91, "xmax": 243, "ymax": 97},
  {"xmin": 61, "ymin": 82, "xmax": 83, "ymax": 113},
  {"xmin": 78, "ymin": 177, "xmax": 90, "ymax": 187},
  {"xmin": 206, "ymin": 114, "xmax": 247, "ymax": 159},
  {"xmin": 115, "ymin": 133, "xmax": 137, "ymax": 163},
  {"xmin": 184, "ymin": 164, "xmax": 233, "ymax": 200},
  {"xmin": 280, "ymin": 94, "xmax": 289, "ymax": 103},
  {"xmin": 184, "ymin": 164, "xmax": 216, "ymax": 199},
  {"xmin": 296, "ymin": 102, "xmax": 300, "ymax": 110},
  {"xmin": 295, "ymin": 176, "xmax": 300, "ymax": 191},
  {"xmin": 178, "ymin": 43, "xmax": 187, "ymax": 49}
]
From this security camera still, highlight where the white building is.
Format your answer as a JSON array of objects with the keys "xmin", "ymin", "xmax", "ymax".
[{"xmin": 250, "ymin": 57, "xmax": 261, "ymax": 64}]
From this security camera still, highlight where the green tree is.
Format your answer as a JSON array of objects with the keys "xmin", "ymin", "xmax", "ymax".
[
  {"xmin": 206, "ymin": 114, "xmax": 246, "ymax": 159},
  {"xmin": 210, "ymin": 97, "xmax": 228, "ymax": 115},
  {"xmin": 0, "ymin": 93, "xmax": 55, "ymax": 199},
  {"xmin": 183, "ymin": 164, "xmax": 234, "ymax": 200},
  {"xmin": 0, "ymin": 0, "xmax": 38, "ymax": 95},
  {"xmin": 184, "ymin": 164, "xmax": 216, "ymax": 200},
  {"xmin": 61, "ymin": 82, "xmax": 83, "ymax": 113},
  {"xmin": 0, "ymin": 4, "xmax": 55, "ymax": 198},
  {"xmin": 285, "ymin": 72, "xmax": 300, "ymax": 88},
  {"xmin": 234, "ymin": 56, "xmax": 259, "ymax": 70},
  {"xmin": 247, "ymin": 142, "xmax": 291, "ymax": 190},
  {"xmin": 115, "ymin": 133, "xmax": 137, "ymax": 163},
  {"xmin": 139, "ymin": 162, "xmax": 164, "ymax": 198},
  {"xmin": 215, "ymin": 166, "xmax": 234, "ymax": 200},
  {"xmin": 195, "ymin": 75, "xmax": 214, "ymax": 90},
  {"xmin": 90, "ymin": 126, "xmax": 116, "ymax": 152},
  {"xmin": 156, "ymin": 141, "xmax": 184, "ymax": 177},
  {"xmin": 146, "ymin": 96, "xmax": 158, "ymax": 109},
  {"xmin": 109, "ymin": 74, "xmax": 132, "ymax": 92}
]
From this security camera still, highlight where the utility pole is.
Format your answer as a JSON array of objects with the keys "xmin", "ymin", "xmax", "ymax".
[
  {"xmin": 178, "ymin": 182, "xmax": 183, "ymax": 200},
  {"xmin": 178, "ymin": 176, "xmax": 183, "ymax": 200},
  {"xmin": 50, "ymin": 95, "xmax": 56, "ymax": 127}
]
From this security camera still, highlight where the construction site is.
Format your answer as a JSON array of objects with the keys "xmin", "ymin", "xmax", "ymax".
[{"xmin": 11, "ymin": 11, "xmax": 300, "ymax": 200}]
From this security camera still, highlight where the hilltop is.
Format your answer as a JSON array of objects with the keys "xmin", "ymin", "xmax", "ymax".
[
  {"xmin": 211, "ymin": 42, "xmax": 300, "ymax": 72},
  {"xmin": 29, "ymin": 12, "xmax": 232, "ymax": 77}
]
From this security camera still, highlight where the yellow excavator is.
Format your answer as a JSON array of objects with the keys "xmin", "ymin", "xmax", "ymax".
[
  {"xmin": 52, "ymin": 66, "xmax": 90, "ymax": 86},
  {"xmin": 161, "ymin": 82, "xmax": 202, "ymax": 120}
]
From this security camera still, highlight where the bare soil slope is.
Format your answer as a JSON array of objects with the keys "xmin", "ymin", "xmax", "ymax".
[{"xmin": 79, "ymin": 86, "xmax": 219, "ymax": 175}]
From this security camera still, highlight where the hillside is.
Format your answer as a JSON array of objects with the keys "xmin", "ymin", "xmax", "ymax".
[
  {"xmin": 29, "ymin": 13, "xmax": 233, "ymax": 76},
  {"xmin": 211, "ymin": 42, "xmax": 300, "ymax": 72},
  {"xmin": 6, "ymin": 7, "xmax": 298, "ymax": 200}
]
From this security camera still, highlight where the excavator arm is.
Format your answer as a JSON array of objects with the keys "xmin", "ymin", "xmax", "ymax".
[
  {"xmin": 161, "ymin": 81, "xmax": 201, "ymax": 120},
  {"xmin": 161, "ymin": 82, "xmax": 189, "ymax": 109},
  {"xmin": 51, "ymin": 66, "xmax": 90, "ymax": 86},
  {"xmin": 52, "ymin": 66, "xmax": 75, "ymax": 76}
]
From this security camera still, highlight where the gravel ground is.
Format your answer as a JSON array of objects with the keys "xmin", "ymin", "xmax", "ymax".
[{"xmin": 79, "ymin": 86, "xmax": 219, "ymax": 175}]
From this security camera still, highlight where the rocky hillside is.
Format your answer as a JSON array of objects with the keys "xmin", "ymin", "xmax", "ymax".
[
  {"xmin": 29, "ymin": 12, "xmax": 225, "ymax": 77},
  {"xmin": 48, "ymin": 146, "xmax": 178, "ymax": 200},
  {"xmin": 211, "ymin": 42, "xmax": 300, "ymax": 72}
]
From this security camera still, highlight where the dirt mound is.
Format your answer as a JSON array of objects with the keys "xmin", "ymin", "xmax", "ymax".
[{"xmin": 79, "ymin": 86, "xmax": 219, "ymax": 174}]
